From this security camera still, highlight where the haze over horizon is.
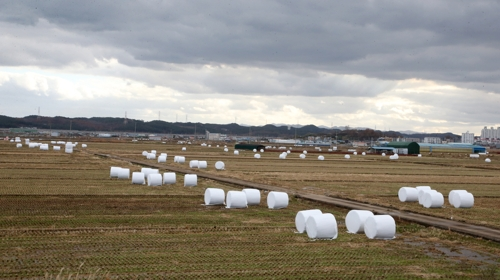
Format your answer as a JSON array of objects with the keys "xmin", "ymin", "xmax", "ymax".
[{"xmin": 1, "ymin": 1, "xmax": 499, "ymax": 135}]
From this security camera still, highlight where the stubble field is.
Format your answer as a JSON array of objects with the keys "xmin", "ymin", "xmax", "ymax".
[{"xmin": 0, "ymin": 139, "xmax": 499, "ymax": 279}]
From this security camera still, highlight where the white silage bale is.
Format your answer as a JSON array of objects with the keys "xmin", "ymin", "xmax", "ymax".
[
  {"xmin": 81, "ymin": 144, "xmax": 87, "ymax": 148},
  {"xmin": 485, "ymin": 158, "xmax": 491, "ymax": 163},
  {"xmin": 182, "ymin": 147, "xmax": 186, "ymax": 151},
  {"xmin": 364, "ymin": 215, "xmax": 396, "ymax": 239},
  {"xmin": 215, "ymin": 161, "xmax": 225, "ymax": 170},
  {"xmin": 295, "ymin": 209, "xmax": 322, "ymax": 233},
  {"xmin": 234, "ymin": 150, "xmax": 239, "ymax": 155},
  {"xmin": 260, "ymin": 149, "xmax": 264, "ymax": 153},
  {"xmin": 147, "ymin": 153, "xmax": 156, "ymax": 160},
  {"xmin": 226, "ymin": 191, "xmax": 247, "ymax": 208},
  {"xmin": 117, "ymin": 168, "xmax": 130, "ymax": 179},
  {"xmin": 160, "ymin": 153, "xmax": 167, "ymax": 157},
  {"xmin": 306, "ymin": 213, "xmax": 338, "ymax": 239},
  {"xmin": 267, "ymin": 191, "xmax": 288, "ymax": 209},
  {"xmin": 252, "ymin": 149, "xmax": 257, "ymax": 152},
  {"xmin": 163, "ymin": 172, "xmax": 176, "ymax": 184},
  {"xmin": 362, "ymin": 152, "xmax": 366, "ymax": 156},
  {"xmin": 204, "ymin": 188, "xmax": 225, "ymax": 205},
  {"xmin": 416, "ymin": 186, "xmax": 432, "ymax": 204},
  {"xmin": 151, "ymin": 150, "xmax": 156, "ymax": 154},
  {"xmin": 110, "ymin": 166, "xmax": 122, "ymax": 178},
  {"xmin": 176, "ymin": 156, "xmax": 185, "ymax": 163},
  {"xmin": 452, "ymin": 192, "xmax": 474, "ymax": 208},
  {"xmin": 142, "ymin": 151, "xmax": 148, "ymax": 156},
  {"xmin": 279, "ymin": 153, "xmax": 287, "ymax": 159},
  {"xmin": 382, "ymin": 153, "xmax": 386, "ymax": 156},
  {"xmin": 448, "ymin": 190, "xmax": 468, "ymax": 206},
  {"xmin": 398, "ymin": 187, "xmax": 419, "ymax": 202},
  {"xmin": 242, "ymin": 189, "xmax": 260, "ymax": 205},
  {"xmin": 189, "ymin": 160, "xmax": 199, "ymax": 168},
  {"xmin": 254, "ymin": 154, "xmax": 261, "ymax": 159},
  {"xmin": 198, "ymin": 161, "xmax": 208, "ymax": 169},
  {"xmin": 303, "ymin": 150, "xmax": 308, "ymax": 154},
  {"xmin": 158, "ymin": 155, "xmax": 167, "ymax": 163},
  {"xmin": 422, "ymin": 191, "xmax": 444, "ymax": 208},
  {"xmin": 184, "ymin": 174, "xmax": 197, "ymax": 187},
  {"xmin": 346, "ymin": 210, "xmax": 374, "ymax": 234},
  {"xmin": 53, "ymin": 146, "xmax": 60, "ymax": 151},
  {"xmin": 131, "ymin": 172, "xmax": 145, "ymax": 184},
  {"xmin": 224, "ymin": 148, "xmax": 228, "ymax": 152},
  {"xmin": 16, "ymin": 144, "xmax": 22, "ymax": 148},
  {"xmin": 318, "ymin": 155, "xmax": 325, "ymax": 160},
  {"xmin": 345, "ymin": 155, "xmax": 350, "ymax": 159},
  {"xmin": 147, "ymin": 174, "xmax": 163, "ymax": 186},
  {"xmin": 299, "ymin": 154, "xmax": 306, "ymax": 159}
]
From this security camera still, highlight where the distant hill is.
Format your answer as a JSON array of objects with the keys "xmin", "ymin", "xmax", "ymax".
[{"xmin": 0, "ymin": 115, "xmax": 460, "ymax": 141}]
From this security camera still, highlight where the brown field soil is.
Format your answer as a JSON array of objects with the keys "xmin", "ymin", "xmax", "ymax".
[{"xmin": 0, "ymin": 140, "xmax": 499, "ymax": 279}]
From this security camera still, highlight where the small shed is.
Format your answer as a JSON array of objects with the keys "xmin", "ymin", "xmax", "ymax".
[
  {"xmin": 234, "ymin": 143, "xmax": 265, "ymax": 151},
  {"xmin": 387, "ymin": 142, "xmax": 420, "ymax": 155}
]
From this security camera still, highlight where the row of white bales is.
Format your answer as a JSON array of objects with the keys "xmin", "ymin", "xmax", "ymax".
[
  {"xmin": 205, "ymin": 187, "xmax": 396, "ymax": 240},
  {"xmin": 399, "ymin": 186, "xmax": 474, "ymax": 208},
  {"xmin": 13, "ymin": 138, "xmax": 86, "ymax": 153}
]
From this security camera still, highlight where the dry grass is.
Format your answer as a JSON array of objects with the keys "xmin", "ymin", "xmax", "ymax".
[{"xmin": 0, "ymin": 139, "xmax": 499, "ymax": 279}]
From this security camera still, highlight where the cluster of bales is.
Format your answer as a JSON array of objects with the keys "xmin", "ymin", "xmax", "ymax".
[
  {"xmin": 140, "ymin": 149, "xmax": 226, "ymax": 170},
  {"xmin": 204, "ymin": 188, "xmax": 289, "ymax": 209},
  {"xmin": 398, "ymin": 186, "xmax": 474, "ymax": 208},
  {"xmin": 12, "ymin": 137, "xmax": 86, "ymax": 153},
  {"xmin": 295, "ymin": 209, "xmax": 396, "ymax": 240},
  {"xmin": 110, "ymin": 166, "xmax": 198, "ymax": 187}
]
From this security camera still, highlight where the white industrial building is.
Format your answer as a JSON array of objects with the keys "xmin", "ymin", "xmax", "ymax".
[
  {"xmin": 461, "ymin": 131, "xmax": 475, "ymax": 144},
  {"xmin": 480, "ymin": 126, "xmax": 500, "ymax": 140},
  {"xmin": 205, "ymin": 130, "xmax": 221, "ymax": 141},
  {"xmin": 423, "ymin": 137, "xmax": 442, "ymax": 144}
]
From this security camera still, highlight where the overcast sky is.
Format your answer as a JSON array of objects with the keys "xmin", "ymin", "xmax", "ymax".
[{"xmin": 0, "ymin": 1, "xmax": 499, "ymax": 134}]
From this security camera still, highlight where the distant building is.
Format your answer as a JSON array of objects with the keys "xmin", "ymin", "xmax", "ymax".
[
  {"xmin": 480, "ymin": 126, "xmax": 500, "ymax": 140},
  {"xmin": 205, "ymin": 130, "xmax": 221, "ymax": 141},
  {"xmin": 423, "ymin": 137, "xmax": 442, "ymax": 144},
  {"xmin": 397, "ymin": 137, "xmax": 420, "ymax": 143},
  {"xmin": 461, "ymin": 131, "xmax": 475, "ymax": 144}
]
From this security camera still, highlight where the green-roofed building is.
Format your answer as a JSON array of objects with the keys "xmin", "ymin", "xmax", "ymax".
[{"xmin": 387, "ymin": 141, "xmax": 420, "ymax": 155}]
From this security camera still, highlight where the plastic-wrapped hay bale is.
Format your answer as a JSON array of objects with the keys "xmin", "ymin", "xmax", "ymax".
[
  {"xmin": 176, "ymin": 156, "xmax": 185, "ymax": 163},
  {"xmin": 160, "ymin": 153, "xmax": 167, "ymax": 157},
  {"xmin": 226, "ymin": 191, "xmax": 248, "ymax": 208},
  {"xmin": 418, "ymin": 154, "xmax": 422, "ymax": 157},
  {"xmin": 448, "ymin": 190, "xmax": 468, "ymax": 205},
  {"xmin": 204, "ymin": 188, "xmax": 225, "ymax": 205},
  {"xmin": 242, "ymin": 189, "xmax": 260, "ymax": 205},
  {"xmin": 40, "ymin": 144, "xmax": 49, "ymax": 151},
  {"xmin": 158, "ymin": 155, "xmax": 167, "ymax": 163},
  {"xmin": 485, "ymin": 158, "xmax": 491, "ymax": 163},
  {"xmin": 452, "ymin": 192, "xmax": 474, "ymax": 208},
  {"xmin": 163, "ymin": 172, "xmax": 176, "ymax": 184},
  {"xmin": 353, "ymin": 152, "xmax": 357, "ymax": 155},
  {"xmin": 260, "ymin": 149, "xmax": 264, "ymax": 153},
  {"xmin": 287, "ymin": 150, "xmax": 291, "ymax": 154},
  {"xmin": 141, "ymin": 168, "xmax": 159, "ymax": 178},
  {"xmin": 215, "ymin": 161, "xmax": 225, "ymax": 170},
  {"xmin": 364, "ymin": 215, "xmax": 396, "ymax": 239},
  {"xmin": 299, "ymin": 154, "xmax": 306, "ymax": 159},
  {"xmin": 147, "ymin": 174, "xmax": 163, "ymax": 186},
  {"xmin": 29, "ymin": 143, "xmax": 36, "ymax": 148},
  {"xmin": 65, "ymin": 143, "xmax": 73, "ymax": 154},
  {"xmin": 224, "ymin": 148, "xmax": 228, "ymax": 152},
  {"xmin": 419, "ymin": 189, "xmax": 438, "ymax": 205},
  {"xmin": 234, "ymin": 150, "xmax": 239, "ymax": 155},
  {"xmin": 254, "ymin": 154, "xmax": 261, "ymax": 159},
  {"xmin": 151, "ymin": 150, "xmax": 156, "ymax": 154},
  {"xmin": 142, "ymin": 151, "xmax": 148, "ymax": 156},
  {"xmin": 182, "ymin": 147, "xmax": 186, "ymax": 151},
  {"xmin": 131, "ymin": 172, "xmax": 145, "ymax": 184},
  {"xmin": 53, "ymin": 146, "xmax": 61, "ymax": 151},
  {"xmin": 346, "ymin": 210, "xmax": 375, "ymax": 233},
  {"xmin": 110, "ymin": 166, "xmax": 122, "ymax": 178},
  {"xmin": 184, "ymin": 174, "xmax": 197, "ymax": 187},
  {"xmin": 306, "ymin": 213, "xmax": 338, "ymax": 239},
  {"xmin": 147, "ymin": 153, "xmax": 156, "ymax": 160},
  {"xmin": 362, "ymin": 152, "xmax": 366, "ymax": 156},
  {"xmin": 303, "ymin": 150, "xmax": 308, "ymax": 154},
  {"xmin": 81, "ymin": 144, "xmax": 87, "ymax": 148},
  {"xmin": 252, "ymin": 149, "xmax": 257, "ymax": 152},
  {"xmin": 117, "ymin": 168, "xmax": 130, "ymax": 179},
  {"xmin": 345, "ymin": 155, "xmax": 350, "ymax": 159},
  {"xmin": 416, "ymin": 186, "xmax": 432, "ymax": 204},
  {"xmin": 295, "ymin": 209, "xmax": 322, "ymax": 233},
  {"xmin": 198, "ymin": 161, "xmax": 208, "ymax": 169},
  {"xmin": 423, "ymin": 191, "xmax": 444, "ymax": 208},
  {"xmin": 382, "ymin": 153, "xmax": 386, "ymax": 156},
  {"xmin": 279, "ymin": 153, "xmax": 287, "ymax": 159},
  {"xmin": 398, "ymin": 187, "xmax": 419, "ymax": 202},
  {"xmin": 189, "ymin": 160, "xmax": 199, "ymax": 168},
  {"xmin": 318, "ymin": 155, "xmax": 325, "ymax": 160},
  {"xmin": 267, "ymin": 191, "xmax": 289, "ymax": 209},
  {"xmin": 16, "ymin": 144, "xmax": 22, "ymax": 148}
]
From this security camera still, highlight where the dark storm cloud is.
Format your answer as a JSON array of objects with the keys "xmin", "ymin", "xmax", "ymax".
[{"xmin": 1, "ymin": 0, "xmax": 499, "ymax": 93}]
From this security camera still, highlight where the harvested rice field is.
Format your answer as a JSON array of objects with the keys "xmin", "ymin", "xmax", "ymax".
[{"xmin": 0, "ymin": 139, "xmax": 499, "ymax": 279}]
